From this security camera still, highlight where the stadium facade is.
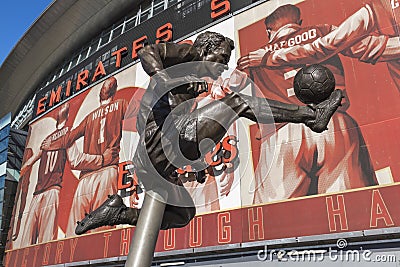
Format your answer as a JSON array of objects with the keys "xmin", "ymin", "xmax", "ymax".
[{"xmin": 1, "ymin": 0, "xmax": 400, "ymax": 266}]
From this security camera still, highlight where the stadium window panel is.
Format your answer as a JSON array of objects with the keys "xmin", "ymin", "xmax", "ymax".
[
  {"xmin": 70, "ymin": 54, "xmax": 80, "ymax": 69},
  {"xmin": 86, "ymin": 46, "xmax": 92, "ymax": 58},
  {"xmin": 79, "ymin": 47, "xmax": 90, "ymax": 63},
  {"xmin": 0, "ymin": 141, "xmax": 6, "ymax": 153},
  {"xmin": 0, "ymin": 178, "xmax": 4, "ymax": 190},
  {"xmin": 100, "ymin": 31, "xmax": 111, "ymax": 47},
  {"xmin": 88, "ymin": 38, "xmax": 100, "ymax": 57},
  {"xmin": 111, "ymin": 26, "xmax": 123, "ymax": 40},
  {"xmin": 167, "ymin": 0, "xmax": 180, "ymax": 7},
  {"xmin": 0, "ymin": 115, "xmax": 10, "ymax": 131},
  {"xmin": 77, "ymin": 54, "xmax": 82, "ymax": 65},
  {"xmin": 125, "ymin": 17, "xmax": 136, "ymax": 32},
  {"xmin": 95, "ymin": 50, "xmax": 110, "ymax": 68},
  {"xmin": 110, "ymin": 46, "xmax": 118, "ymax": 66},
  {"xmin": 89, "ymin": 38, "xmax": 101, "ymax": 55},
  {"xmin": 58, "ymin": 67, "xmax": 64, "ymax": 77},
  {"xmin": 0, "ymin": 150, "xmax": 6, "ymax": 164},
  {"xmin": 153, "ymin": 0, "xmax": 165, "ymax": 15},
  {"xmin": 0, "ymin": 162, "xmax": 6, "ymax": 175},
  {"xmin": 0, "ymin": 127, "xmax": 8, "ymax": 141},
  {"xmin": 66, "ymin": 60, "xmax": 73, "ymax": 72},
  {"xmin": 85, "ymin": 62, "xmax": 93, "ymax": 72},
  {"xmin": 141, "ymin": 7, "xmax": 152, "ymax": 22}
]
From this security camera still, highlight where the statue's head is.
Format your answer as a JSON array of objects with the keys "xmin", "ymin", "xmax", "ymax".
[
  {"xmin": 100, "ymin": 76, "xmax": 118, "ymax": 102},
  {"xmin": 193, "ymin": 31, "xmax": 234, "ymax": 78}
]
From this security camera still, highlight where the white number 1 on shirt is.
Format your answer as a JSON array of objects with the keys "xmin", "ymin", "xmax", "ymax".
[{"xmin": 98, "ymin": 117, "xmax": 106, "ymax": 144}]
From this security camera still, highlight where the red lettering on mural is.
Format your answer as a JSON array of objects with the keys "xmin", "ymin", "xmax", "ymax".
[
  {"xmin": 132, "ymin": 36, "xmax": 148, "ymax": 60},
  {"xmin": 218, "ymin": 212, "xmax": 232, "ymax": 244},
  {"xmin": 211, "ymin": 0, "xmax": 230, "ymax": 19},
  {"xmin": 33, "ymin": 246, "xmax": 40, "ymax": 267},
  {"xmin": 156, "ymin": 23, "xmax": 173, "ymax": 44},
  {"xmin": 49, "ymin": 85, "xmax": 62, "ymax": 107},
  {"xmin": 189, "ymin": 216, "xmax": 203, "ymax": 247},
  {"xmin": 120, "ymin": 229, "xmax": 131, "ymax": 255},
  {"xmin": 76, "ymin": 70, "xmax": 89, "ymax": 91},
  {"xmin": 42, "ymin": 244, "xmax": 51, "ymax": 265},
  {"xmin": 179, "ymin": 136, "xmax": 238, "ymax": 174},
  {"xmin": 92, "ymin": 61, "xmax": 106, "ymax": 82},
  {"xmin": 103, "ymin": 232, "xmax": 112, "ymax": 258},
  {"xmin": 248, "ymin": 207, "xmax": 264, "ymax": 241},
  {"xmin": 370, "ymin": 189, "xmax": 394, "ymax": 228},
  {"xmin": 65, "ymin": 79, "xmax": 72, "ymax": 97},
  {"xmin": 55, "ymin": 241, "xmax": 64, "ymax": 263},
  {"xmin": 221, "ymin": 135, "xmax": 238, "ymax": 163},
  {"xmin": 69, "ymin": 238, "xmax": 78, "ymax": 262},
  {"xmin": 36, "ymin": 96, "xmax": 47, "ymax": 115},
  {"xmin": 118, "ymin": 161, "xmax": 138, "ymax": 190},
  {"xmin": 205, "ymin": 142, "xmax": 223, "ymax": 167},
  {"xmin": 326, "ymin": 195, "xmax": 348, "ymax": 232},
  {"xmin": 164, "ymin": 229, "xmax": 176, "ymax": 250},
  {"xmin": 112, "ymin": 47, "xmax": 128, "ymax": 68}
]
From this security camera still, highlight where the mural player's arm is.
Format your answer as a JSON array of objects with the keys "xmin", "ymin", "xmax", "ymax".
[
  {"xmin": 20, "ymin": 149, "xmax": 42, "ymax": 176},
  {"xmin": 12, "ymin": 149, "xmax": 35, "ymax": 240},
  {"xmin": 238, "ymin": 6, "xmax": 400, "ymax": 69},
  {"xmin": 68, "ymin": 98, "xmax": 141, "ymax": 171},
  {"xmin": 13, "ymin": 149, "xmax": 42, "ymax": 241},
  {"xmin": 264, "ymin": 6, "xmax": 380, "ymax": 66},
  {"xmin": 67, "ymin": 144, "xmax": 118, "ymax": 171},
  {"xmin": 42, "ymin": 118, "xmax": 118, "ymax": 171}
]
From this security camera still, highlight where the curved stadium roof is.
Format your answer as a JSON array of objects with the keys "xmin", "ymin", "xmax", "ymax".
[{"xmin": 0, "ymin": 0, "xmax": 140, "ymax": 125}]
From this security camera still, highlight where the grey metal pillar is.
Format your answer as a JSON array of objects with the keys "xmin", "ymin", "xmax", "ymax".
[{"xmin": 125, "ymin": 189, "xmax": 167, "ymax": 267}]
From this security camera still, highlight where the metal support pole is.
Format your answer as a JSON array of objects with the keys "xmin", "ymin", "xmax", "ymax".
[{"xmin": 125, "ymin": 189, "xmax": 167, "ymax": 267}]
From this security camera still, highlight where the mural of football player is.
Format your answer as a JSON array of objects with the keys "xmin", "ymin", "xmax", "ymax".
[
  {"xmin": 43, "ymin": 76, "xmax": 141, "ymax": 236},
  {"xmin": 18, "ymin": 103, "xmax": 114, "ymax": 246},
  {"xmin": 237, "ymin": 4, "xmax": 378, "ymax": 203},
  {"xmin": 8, "ymin": 148, "xmax": 33, "ymax": 247},
  {"xmin": 246, "ymin": 0, "xmax": 400, "ymax": 90}
]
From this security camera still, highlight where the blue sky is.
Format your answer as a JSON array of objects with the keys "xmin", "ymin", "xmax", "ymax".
[{"xmin": 0, "ymin": 1, "xmax": 53, "ymax": 65}]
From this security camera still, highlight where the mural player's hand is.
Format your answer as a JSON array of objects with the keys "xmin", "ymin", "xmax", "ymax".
[
  {"xmin": 130, "ymin": 186, "xmax": 140, "ymax": 207},
  {"xmin": 40, "ymin": 138, "xmax": 51, "ymax": 150},
  {"xmin": 224, "ymin": 69, "xmax": 249, "ymax": 92},
  {"xmin": 102, "ymin": 147, "xmax": 119, "ymax": 166},
  {"xmin": 237, "ymin": 49, "xmax": 267, "ymax": 70},
  {"xmin": 20, "ymin": 165, "xmax": 29, "ymax": 177},
  {"xmin": 179, "ymin": 172, "xmax": 197, "ymax": 183},
  {"xmin": 211, "ymin": 85, "xmax": 226, "ymax": 99}
]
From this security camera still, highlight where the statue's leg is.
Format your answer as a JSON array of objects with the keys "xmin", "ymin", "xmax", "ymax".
[
  {"xmin": 196, "ymin": 90, "xmax": 343, "ymax": 146},
  {"xmin": 75, "ymin": 161, "xmax": 195, "ymax": 235},
  {"xmin": 195, "ymin": 92, "xmax": 314, "ymax": 146},
  {"xmin": 74, "ymin": 193, "xmax": 195, "ymax": 234}
]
